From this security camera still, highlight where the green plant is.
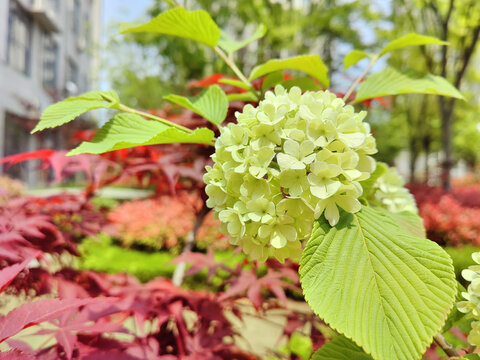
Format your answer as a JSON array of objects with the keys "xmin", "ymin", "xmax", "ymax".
[{"xmin": 32, "ymin": 5, "xmax": 469, "ymax": 359}]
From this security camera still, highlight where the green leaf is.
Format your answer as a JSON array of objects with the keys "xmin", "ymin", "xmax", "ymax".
[
  {"xmin": 386, "ymin": 210, "xmax": 426, "ymax": 238},
  {"xmin": 68, "ymin": 113, "xmax": 214, "ymax": 155},
  {"xmin": 218, "ymin": 78, "xmax": 252, "ymax": 91},
  {"xmin": 312, "ymin": 336, "xmax": 373, "ymax": 360},
  {"xmin": 379, "ymin": 33, "xmax": 448, "ymax": 57},
  {"xmin": 218, "ymin": 24, "xmax": 266, "ymax": 53},
  {"xmin": 344, "ymin": 50, "xmax": 372, "ymax": 70},
  {"xmin": 299, "ymin": 206, "xmax": 456, "ymax": 360},
  {"xmin": 227, "ymin": 92, "xmax": 259, "ymax": 102},
  {"xmin": 288, "ymin": 332, "xmax": 313, "ymax": 360},
  {"xmin": 32, "ymin": 90, "xmax": 119, "ymax": 133},
  {"xmin": 119, "ymin": 7, "xmax": 220, "ymax": 48},
  {"xmin": 355, "ymin": 67, "xmax": 464, "ymax": 103},
  {"xmin": 164, "ymin": 85, "xmax": 229, "ymax": 125},
  {"xmin": 461, "ymin": 355, "xmax": 480, "ymax": 360},
  {"xmin": 261, "ymin": 71, "xmax": 284, "ymax": 92},
  {"xmin": 441, "ymin": 282, "xmax": 467, "ymax": 333},
  {"xmin": 282, "ymin": 77, "xmax": 321, "ymax": 91},
  {"xmin": 249, "ymin": 55, "xmax": 330, "ymax": 88}
]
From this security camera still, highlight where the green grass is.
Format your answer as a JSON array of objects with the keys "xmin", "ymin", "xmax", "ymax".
[
  {"xmin": 78, "ymin": 234, "xmax": 176, "ymax": 282},
  {"xmin": 78, "ymin": 234, "xmax": 245, "ymax": 286}
]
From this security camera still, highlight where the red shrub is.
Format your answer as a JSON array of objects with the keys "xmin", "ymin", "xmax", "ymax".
[
  {"xmin": 409, "ymin": 183, "xmax": 480, "ymax": 246},
  {"xmin": 108, "ymin": 192, "xmax": 228, "ymax": 250}
]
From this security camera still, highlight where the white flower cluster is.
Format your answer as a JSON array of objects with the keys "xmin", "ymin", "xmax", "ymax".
[
  {"xmin": 372, "ymin": 166, "xmax": 418, "ymax": 213},
  {"xmin": 204, "ymin": 85, "xmax": 377, "ymax": 261},
  {"xmin": 457, "ymin": 252, "xmax": 480, "ymax": 346}
]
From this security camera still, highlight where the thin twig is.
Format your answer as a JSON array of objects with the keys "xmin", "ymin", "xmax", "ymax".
[
  {"xmin": 214, "ymin": 46, "xmax": 255, "ymax": 92},
  {"xmin": 117, "ymin": 104, "xmax": 193, "ymax": 134},
  {"xmin": 343, "ymin": 56, "xmax": 378, "ymax": 102},
  {"xmin": 434, "ymin": 333, "xmax": 459, "ymax": 357}
]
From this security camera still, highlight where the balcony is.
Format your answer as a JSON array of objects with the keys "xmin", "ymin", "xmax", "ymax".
[{"xmin": 27, "ymin": 0, "xmax": 59, "ymax": 32}]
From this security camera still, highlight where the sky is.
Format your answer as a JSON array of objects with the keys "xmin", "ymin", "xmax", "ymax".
[{"xmin": 102, "ymin": 0, "xmax": 152, "ymax": 28}]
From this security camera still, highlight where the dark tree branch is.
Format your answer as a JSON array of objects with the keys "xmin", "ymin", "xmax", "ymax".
[
  {"xmin": 454, "ymin": 24, "xmax": 480, "ymax": 89},
  {"xmin": 434, "ymin": 333, "xmax": 459, "ymax": 357}
]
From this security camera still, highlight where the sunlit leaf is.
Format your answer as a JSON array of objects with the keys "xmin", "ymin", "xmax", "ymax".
[
  {"xmin": 164, "ymin": 85, "xmax": 229, "ymax": 125},
  {"xmin": 119, "ymin": 7, "xmax": 221, "ymax": 48},
  {"xmin": 218, "ymin": 24, "xmax": 266, "ymax": 53},
  {"xmin": 344, "ymin": 50, "xmax": 372, "ymax": 69},
  {"xmin": 312, "ymin": 336, "xmax": 373, "ymax": 360},
  {"xmin": 249, "ymin": 55, "xmax": 330, "ymax": 88},
  {"xmin": 32, "ymin": 90, "xmax": 119, "ymax": 133},
  {"xmin": 282, "ymin": 77, "xmax": 321, "ymax": 91},
  {"xmin": 379, "ymin": 33, "xmax": 447, "ymax": 57},
  {"xmin": 300, "ymin": 206, "xmax": 456, "ymax": 360},
  {"xmin": 261, "ymin": 71, "xmax": 284, "ymax": 92},
  {"xmin": 227, "ymin": 92, "xmax": 258, "ymax": 102},
  {"xmin": 68, "ymin": 113, "xmax": 214, "ymax": 156},
  {"xmin": 218, "ymin": 78, "xmax": 253, "ymax": 91},
  {"xmin": 355, "ymin": 67, "xmax": 464, "ymax": 103},
  {"xmin": 385, "ymin": 210, "xmax": 426, "ymax": 238}
]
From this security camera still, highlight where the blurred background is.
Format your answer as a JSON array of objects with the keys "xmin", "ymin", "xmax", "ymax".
[
  {"xmin": 0, "ymin": 1, "xmax": 480, "ymax": 358},
  {"xmin": 1, "ymin": 0, "xmax": 479, "ymax": 187}
]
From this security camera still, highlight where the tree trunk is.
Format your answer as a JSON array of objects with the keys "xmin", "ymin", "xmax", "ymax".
[
  {"xmin": 439, "ymin": 98, "xmax": 455, "ymax": 192},
  {"xmin": 409, "ymin": 137, "xmax": 418, "ymax": 183},
  {"xmin": 172, "ymin": 203, "xmax": 209, "ymax": 286},
  {"xmin": 423, "ymin": 135, "xmax": 431, "ymax": 184}
]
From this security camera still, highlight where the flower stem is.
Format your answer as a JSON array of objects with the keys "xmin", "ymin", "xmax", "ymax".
[
  {"xmin": 117, "ymin": 103, "xmax": 194, "ymax": 134},
  {"xmin": 214, "ymin": 46, "xmax": 256, "ymax": 92},
  {"xmin": 434, "ymin": 333, "xmax": 459, "ymax": 357},
  {"xmin": 343, "ymin": 56, "xmax": 378, "ymax": 103}
]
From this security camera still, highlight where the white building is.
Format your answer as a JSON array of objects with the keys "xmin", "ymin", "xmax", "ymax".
[{"xmin": 0, "ymin": 0, "xmax": 102, "ymax": 183}]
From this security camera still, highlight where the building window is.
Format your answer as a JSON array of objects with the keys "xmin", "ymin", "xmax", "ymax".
[
  {"xmin": 3, "ymin": 113, "xmax": 30, "ymax": 179},
  {"xmin": 42, "ymin": 33, "xmax": 58, "ymax": 90},
  {"xmin": 7, "ymin": 2, "xmax": 32, "ymax": 75}
]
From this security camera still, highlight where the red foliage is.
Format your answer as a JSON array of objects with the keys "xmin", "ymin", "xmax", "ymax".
[
  {"xmin": 409, "ymin": 183, "xmax": 480, "ymax": 246},
  {"xmin": 0, "ymin": 80, "xmax": 325, "ymax": 358},
  {"xmin": 109, "ymin": 193, "xmax": 226, "ymax": 250}
]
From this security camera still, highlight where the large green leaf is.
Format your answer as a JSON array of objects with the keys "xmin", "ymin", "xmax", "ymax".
[
  {"xmin": 249, "ymin": 55, "xmax": 330, "ymax": 88},
  {"xmin": 441, "ymin": 282, "xmax": 467, "ymax": 333},
  {"xmin": 312, "ymin": 336, "xmax": 373, "ymax": 360},
  {"xmin": 119, "ymin": 7, "xmax": 220, "ymax": 48},
  {"xmin": 386, "ymin": 210, "xmax": 426, "ymax": 238},
  {"xmin": 300, "ymin": 206, "xmax": 456, "ymax": 360},
  {"xmin": 379, "ymin": 33, "xmax": 447, "ymax": 57},
  {"xmin": 68, "ymin": 113, "xmax": 214, "ymax": 155},
  {"xmin": 218, "ymin": 24, "xmax": 266, "ymax": 53},
  {"xmin": 344, "ymin": 50, "xmax": 372, "ymax": 70},
  {"xmin": 164, "ymin": 85, "xmax": 229, "ymax": 125},
  {"xmin": 355, "ymin": 67, "xmax": 464, "ymax": 103},
  {"xmin": 32, "ymin": 90, "xmax": 119, "ymax": 133}
]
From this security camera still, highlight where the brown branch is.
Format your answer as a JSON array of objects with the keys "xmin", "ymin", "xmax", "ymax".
[
  {"xmin": 454, "ymin": 24, "xmax": 480, "ymax": 89},
  {"xmin": 172, "ymin": 202, "xmax": 210, "ymax": 286},
  {"xmin": 434, "ymin": 333, "xmax": 459, "ymax": 357}
]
